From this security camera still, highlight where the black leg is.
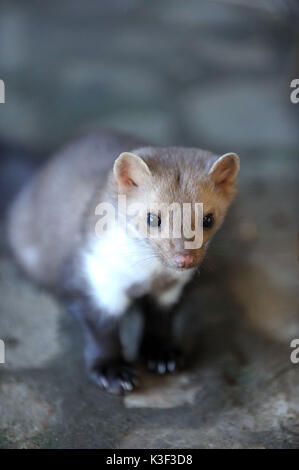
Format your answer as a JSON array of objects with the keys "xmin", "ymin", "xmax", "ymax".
[
  {"xmin": 140, "ymin": 299, "xmax": 184, "ymax": 374},
  {"xmin": 67, "ymin": 296, "xmax": 138, "ymax": 395}
]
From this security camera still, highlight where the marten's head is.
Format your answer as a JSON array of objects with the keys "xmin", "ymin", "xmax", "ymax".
[{"xmin": 113, "ymin": 147, "xmax": 239, "ymax": 271}]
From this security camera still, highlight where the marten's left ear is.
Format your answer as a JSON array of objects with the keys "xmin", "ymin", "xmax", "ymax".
[
  {"xmin": 114, "ymin": 152, "xmax": 152, "ymax": 190},
  {"xmin": 208, "ymin": 153, "xmax": 240, "ymax": 188}
]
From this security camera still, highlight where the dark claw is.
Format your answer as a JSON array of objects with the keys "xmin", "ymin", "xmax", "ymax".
[
  {"xmin": 142, "ymin": 344, "xmax": 184, "ymax": 375},
  {"xmin": 90, "ymin": 360, "xmax": 139, "ymax": 395}
]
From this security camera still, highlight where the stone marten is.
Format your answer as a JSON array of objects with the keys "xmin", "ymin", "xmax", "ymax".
[{"xmin": 7, "ymin": 131, "xmax": 239, "ymax": 394}]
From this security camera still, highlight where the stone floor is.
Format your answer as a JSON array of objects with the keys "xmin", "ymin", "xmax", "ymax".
[{"xmin": 0, "ymin": 0, "xmax": 299, "ymax": 449}]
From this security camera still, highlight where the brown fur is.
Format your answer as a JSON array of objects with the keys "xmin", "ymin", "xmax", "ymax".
[{"xmin": 7, "ymin": 131, "xmax": 239, "ymax": 288}]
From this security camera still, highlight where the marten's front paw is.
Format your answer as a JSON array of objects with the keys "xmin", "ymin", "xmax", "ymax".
[
  {"xmin": 142, "ymin": 344, "xmax": 184, "ymax": 374},
  {"xmin": 89, "ymin": 360, "xmax": 139, "ymax": 395}
]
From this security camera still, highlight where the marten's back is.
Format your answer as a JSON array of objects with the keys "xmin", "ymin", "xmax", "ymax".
[{"xmin": 7, "ymin": 131, "xmax": 144, "ymax": 286}]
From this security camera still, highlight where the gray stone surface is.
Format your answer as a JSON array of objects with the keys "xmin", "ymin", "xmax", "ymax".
[
  {"xmin": 0, "ymin": 258, "xmax": 62, "ymax": 369},
  {"xmin": 182, "ymin": 78, "xmax": 299, "ymax": 149},
  {"xmin": 0, "ymin": 0, "xmax": 298, "ymax": 449}
]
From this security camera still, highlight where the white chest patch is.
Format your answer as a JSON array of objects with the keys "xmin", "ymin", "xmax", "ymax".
[{"xmin": 83, "ymin": 226, "xmax": 193, "ymax": 317}]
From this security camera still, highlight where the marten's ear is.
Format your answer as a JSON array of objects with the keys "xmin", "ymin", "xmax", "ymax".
[
  {"xmin": 208, "ymin": 153, "xmax": 240, "ymax": 189},
  {"xmin": 113, "ymin": 152, "xmax": 151, "ymax": 190}
]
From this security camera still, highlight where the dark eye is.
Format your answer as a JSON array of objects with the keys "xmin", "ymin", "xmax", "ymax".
[
  {"xmin": 147, "ymin": 213, "xmax": 161, "ymax": 228},
  {"xmin": 203, "ymin": 213, "xmax": 214, "ymax": 229}
]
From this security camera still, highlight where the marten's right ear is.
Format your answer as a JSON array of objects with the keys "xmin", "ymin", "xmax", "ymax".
[{"xmin": 113, "ymin": 152, "xmax": 151, "ymax": 190}]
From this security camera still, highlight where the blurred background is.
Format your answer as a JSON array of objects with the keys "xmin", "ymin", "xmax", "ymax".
[{"xmin": 0, "ymin": 0, "xmax": 299, "ymax": 449}]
